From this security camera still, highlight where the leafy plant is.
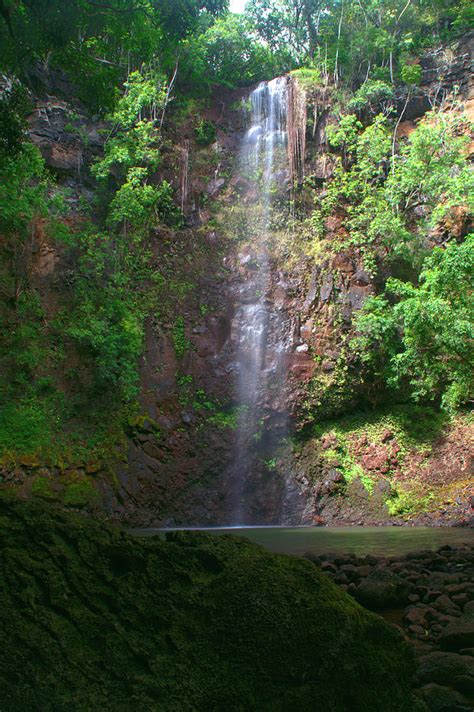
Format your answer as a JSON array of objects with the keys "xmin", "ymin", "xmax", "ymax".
[
  {"xmin": 354, "ymin": 236, "xmax": 474, "ymax": 412},
  {"xmin": 400, "ymin": 63, "xmax": 422, "ymax": 86},
  {"xmin": 195, "ymin": 119, "xmax": 216, "ymax": 146},
  {"xmin": 315, "ymin": 109, "xmax": 472, "ymax": 267},
  {"xmin": 347, "ymin": 80, "xmax": 394, "ymax": 113}
]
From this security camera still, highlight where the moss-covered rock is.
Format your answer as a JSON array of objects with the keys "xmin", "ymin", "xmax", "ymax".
[{"xmin": 0, "ymin": 497, "xmax": 415, "ymax": 711}]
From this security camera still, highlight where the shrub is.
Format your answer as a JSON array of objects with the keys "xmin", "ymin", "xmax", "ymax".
[
  {"xmin": 195, "ymin": 119, "xmax": 216, "ymax": 145},
  {"xmin": 347, "ymin": 80, "xmax": 394, "ymax": 113}
]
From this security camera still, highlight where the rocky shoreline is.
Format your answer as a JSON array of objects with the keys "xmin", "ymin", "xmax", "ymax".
[{"xmin": 307, "ymin": 545, "xmax": 474, "ymax": 711}]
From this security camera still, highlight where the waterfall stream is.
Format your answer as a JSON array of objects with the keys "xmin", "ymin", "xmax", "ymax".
[{"xmin": 231, "ymin": 77, "xmax": 292, "ymax": 524}]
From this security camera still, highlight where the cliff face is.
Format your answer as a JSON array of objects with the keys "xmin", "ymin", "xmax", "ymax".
[{"xmin": 2, "ymin": 34, "xmax": 472, "ymax": 527}]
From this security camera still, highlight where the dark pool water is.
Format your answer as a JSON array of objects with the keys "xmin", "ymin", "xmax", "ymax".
[{"xmin": 130, "ymin": 526, "xmax": 474, "ymax": 557}]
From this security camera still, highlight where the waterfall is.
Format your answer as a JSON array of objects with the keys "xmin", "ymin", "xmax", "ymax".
[{"xmin": 231, "ymin": 77, "xmax": 292, "ymax": 525}]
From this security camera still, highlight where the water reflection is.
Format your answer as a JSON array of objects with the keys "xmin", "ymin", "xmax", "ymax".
[{"xmin": 131, "ymin": 526, "xmax": 474, "ymax": 557}]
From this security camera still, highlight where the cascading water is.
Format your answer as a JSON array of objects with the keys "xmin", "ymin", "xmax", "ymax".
[{"xmin": 230, "ymin": 77, "xmax": 293, "ymax": 524}]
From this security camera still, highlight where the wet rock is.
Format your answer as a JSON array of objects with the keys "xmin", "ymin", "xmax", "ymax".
[
  {"xmin": 206, "ymin": 177, "xmax": 225, "ymax": 197},
  {"xmin": 347, "ymin": 285, "xmax": 369, "ymax": 310},
  {"xmin": 454, "ymin": 674, "xmax": 474, "ymax": 696},
  {"xmin": 296, "ymin": 343, "xmax": 309, "ymax": 353},
  {"xmin": 433, "ymin": 594, "xmax": 460, "ymax": 613},
  {"xmin": 319, "ymin": 274, "xmax": 333, "ymax": 303},
  {"xmin": 355, "ymin": 568, "xmax": 412, "ymax": 611},
  {"xmin": 464, "ymin": 601, "xmax": 474, "ymax": 616},
  {"xmin": 405, "ymin": 606, "xmax": 433, "ymax": 628},
  {"xmin": 416, "ymin": 683, "xmax": 471, "ymax": 712},
  {"xmin": 439, "ymin": 613, "xmax": 474, "ymax": 652},
  {"xmin": 353, "ymin": 269, "xmax": 371, "ymax": 286},
  {"xmin": 424, "ymin": 590, "xmax": 444, "ymax": 604},
  {"xmin": 414, "ymin": 651, "xmax": 474, "ymax": 689},
  {"xmin": 321, "ymin": 561, "xmax": 337, "ymax": 574}
]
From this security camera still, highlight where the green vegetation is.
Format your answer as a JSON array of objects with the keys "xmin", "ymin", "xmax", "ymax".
[
  {"xmin": 172, "ymin": 316, "xmax": 190, "ymax": 360},
  {"xmin": 347, "ymin": 80, "xmax": 394, "ymax": 113},
  {"xmin": 316, "ymin": 109, "xmax": 471, "ymax": 269},
  {"xmin": 354, "ymin": 236, "xmax": 474, "ymax": 412},
  {"xmin": 195, "ymin": 119, "xmax": 216, "ymax": 145},
  {"xmin": 303, "ymin": 404, "xmax": 454, "ymax": 513},
  {"xmin": 290, "ymin": 66, "xmax": 322, "ymax": 89},
  {"xmin": 246, "ymin": 0, "xmax": 470, "ymax": 86},
  {"xmin": 0, "ymin": 497, "xmax": 416, "ymax": 711}
]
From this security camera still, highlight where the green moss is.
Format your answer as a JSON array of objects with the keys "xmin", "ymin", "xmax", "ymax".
[
  {"xmin": 63, "ymin": 478, "xmax": 99, "ymax": 508},
  {"xmin": 194, "ymin": 119, "xmax": 216, "ymax": 146},
  {"xmin": 127, "ymin": 413, "xmax": 162, "ymax": 437},
  {"xmin": 290, "ymin": 67, "xmax": 322, "ymax": 89},
  {"xmin": 205, "ymin": 404, "xmax": 247, "ymax": 430},
  {"xmin": 172, "ymin": 316, "xmax": 190, "ymax": 360},
  {"xmin": 0, "ymin": 497, "xmax": 416, "ymax": 711},
  {"xmin": 386, "ymin": 484, "xmax": 435, "ymax": 517},
  {"xmin": 300, "ymin": 404, "xmax": 455, "ymax": 503},
  {"xmin": 0, "ymin": 396, "xmax": 62, "ymax": 458},
  {"xmin": 313, "ymin": 404, "xmax": 448, "ymax": 453},
  {"xmin": 31, "ymin": 477, "xmax": 58, "ymax": 500}
]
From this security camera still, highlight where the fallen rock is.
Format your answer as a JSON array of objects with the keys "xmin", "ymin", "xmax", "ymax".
[
  {"xmin": 355, "ymin": 567, "xmax": 412, "ymax": 611},
  {"xmin": 439, "ymin": 613, "xmax": 474, "ymax": 651},
  {"xmin": 414, "ymin": 651, "xmax": 474, "ymax": 689},
  {"xmin": 416, "ymin": 682, "xmax": 471, "ymax": 712}
]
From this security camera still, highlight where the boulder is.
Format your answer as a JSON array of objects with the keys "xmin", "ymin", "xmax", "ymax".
[
  {"xmin": 414, "ymin": 651, "xmax": 474, "ymax": 691},
  {"xmin": 416, "ymin": 683, "xmax": 471, "ymax": 712},
  {"xmin": 355, "ymin": 567, "xmax": 412, "ymax": 611},
  {"xmin": 0, "ymin": 498, "xmax": 416, "ymax": 712},
  {"xmin": 439, "ymin": 613, "xmax": 474, "ymax": 652}
]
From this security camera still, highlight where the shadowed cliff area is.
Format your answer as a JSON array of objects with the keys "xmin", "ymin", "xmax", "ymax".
[{"xmin": 0, "ymin": 496, "xmax": 417, "ymax": 711}]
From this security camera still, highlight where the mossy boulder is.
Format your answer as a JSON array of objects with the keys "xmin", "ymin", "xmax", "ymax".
[{"xmin": 0, "ymin": 497, "xmax": 416, "ymax": 711}]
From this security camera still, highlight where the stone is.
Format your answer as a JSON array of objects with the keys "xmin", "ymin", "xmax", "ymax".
[
  {"xmin": 347, "ymin": 285, "xmax": 369, "ymax": 310},
  {"xmin": 439, "ymin": 615, "xmax": 474, "ymax": 651},
  {"xmin": 206, "ymin": 177, "xmax": 225, "ymax": 197},
  {"xmin": 454, "ymin": 674, "xmax": 474, "ymax": 696},
  {"xmin": 424, "ymin": 590, "xmax": 444, "ymax": 604},
  {"xmin": 296, "ymin": 343, "xmax": 309, "ymax": 353},
  {"xmin": 303, "ymin": 269, "xmax": 319, "ymax": 310},
  {"xmin": 405, "ymin": 606, "xmax": 430, "ymax": 627},
  {"xmin": 434, "ymin": 594, "xmax": 459, "ymax": 609},
  {"xmin": 453, "ymin": 594, "xmax": 469, "ymax": 607},
  {"xmin": 414, "ymin": 651, "xmax": 474, "ymax": 688},
  {"xmin": 355, "ymin": 568, "xmax": 412, "ymax": 611},
  {"xmin": 319, "ymin": 273, "xmax": 333, "ymax": 302},
  {"xmin": 417, "ymin": 683, "xmax": 470, "ymax": 712},
  {"xmin": 464, "ymin": 601, "xmax": 474, "ymax": 616},
  {"xmin": 318, "ymin": 469, "xmax": 345, "ymax": 496},
  {"xmin": 361, "ymin": 446, "xmax": 390, "ymax": 473},
  {"xmin": 353, "ymin": 269, "xmax": 371, "ymax": 286},
  {"xmin": 409, "ymin": 625, "xmax": 426, "ymax": 636},
  {"xmin": 321, "ymin": 561, "xmax": 337, "ymax": 574}
]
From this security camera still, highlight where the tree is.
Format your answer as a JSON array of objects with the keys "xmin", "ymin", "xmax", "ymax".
[{"xmin": 354, "ymin": 236, "xmax": 474, "ymax": 412}]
